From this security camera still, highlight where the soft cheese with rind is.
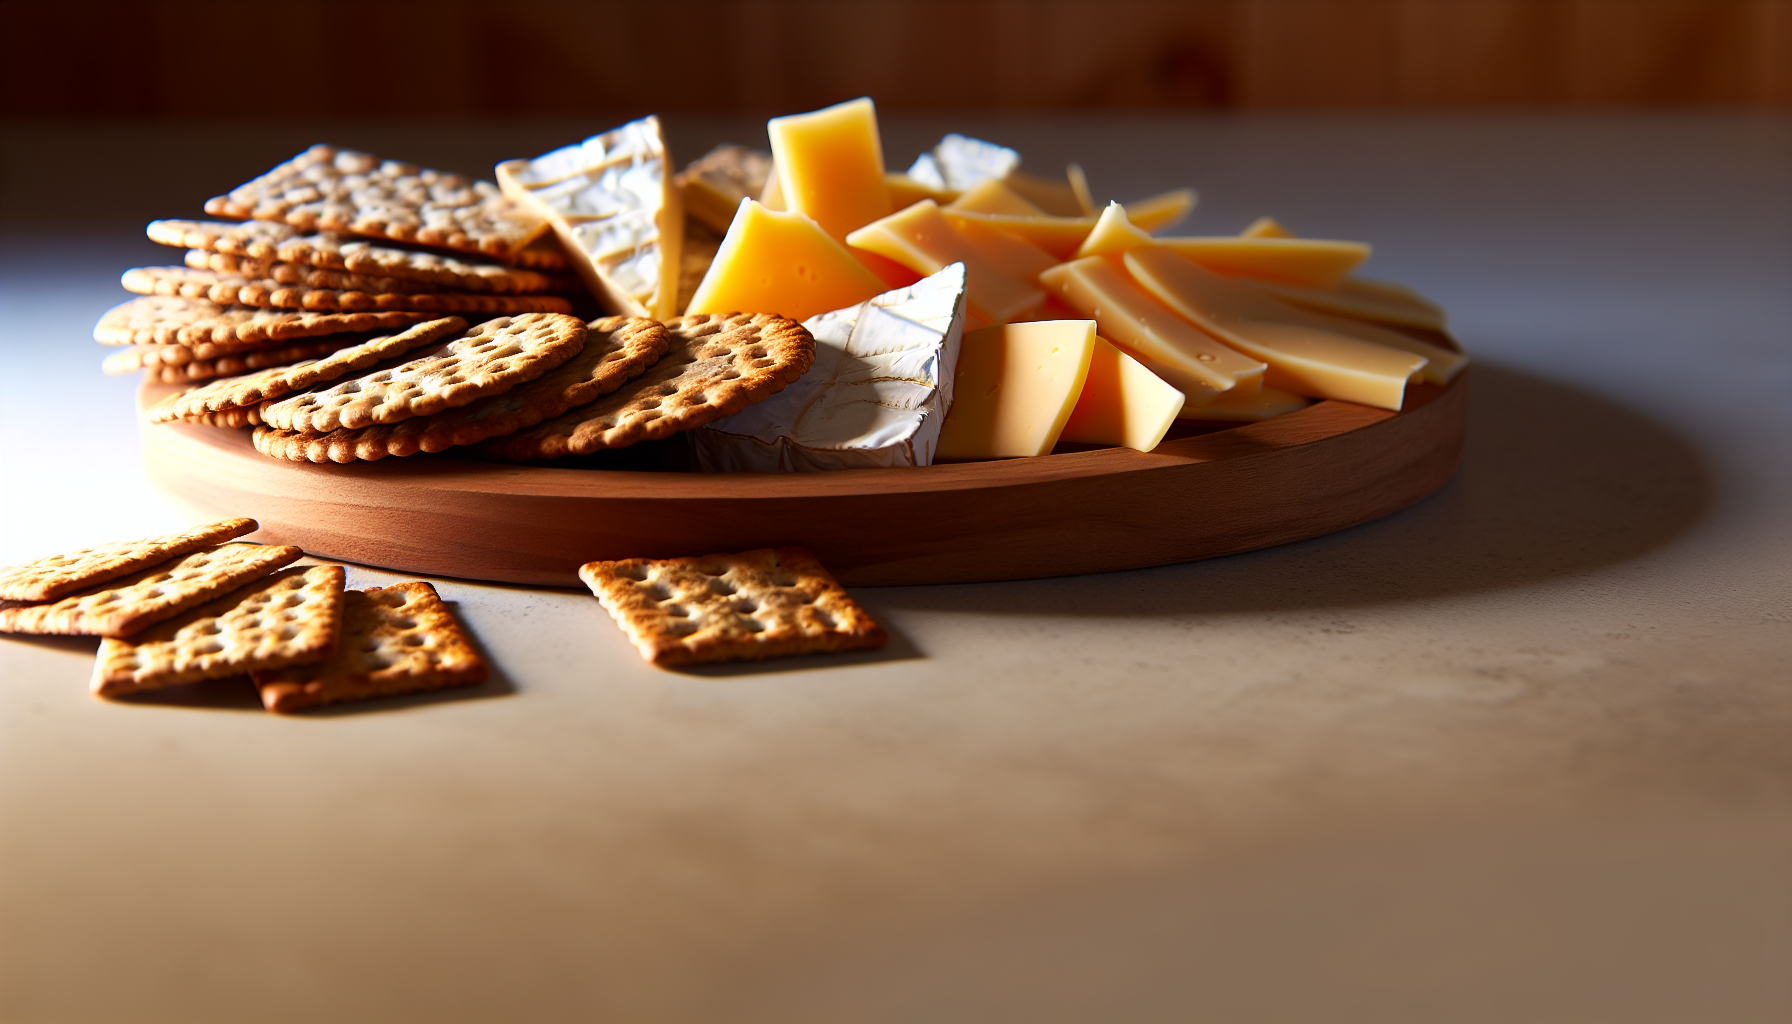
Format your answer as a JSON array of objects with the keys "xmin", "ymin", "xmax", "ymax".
[
  {"xmin": 497, "ymin": 116, "xmax": 683, "ymax": 319},
  {"xmin": 691, "ymin": 263, "xmax": 968, "ymax": 472}
]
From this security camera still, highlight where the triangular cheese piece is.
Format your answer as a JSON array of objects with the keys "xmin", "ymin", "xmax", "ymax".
[
  {"xmin": 685, "ymin": 200, "xmax": 886, "ymax": 323},
  {"xmin": 1240, "ymin": 216, "xmax": 1294, "ymax": 239},
  {"xmin": 497, "ymin": 117, "xmax": 683, "ymax": 318},
  {"xmin": 907, "ymin": 134, "xmax": 1020, "ymax": 192},
  {"xmin": 1076, "ymin": 202, "xmax": 1157, "ymax": 258}
]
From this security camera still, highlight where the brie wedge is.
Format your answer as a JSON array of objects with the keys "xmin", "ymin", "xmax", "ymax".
[
  {"xmin": 690, "ymin": 263, "xmax": 969, "ymax": 472},
  {"xmin": 907, "ymin": 134, "xmax": 1020, "ymax": 193},
  {"xmin": 496, "ymin": 116, "xmax": 683, "ymax": 318}
]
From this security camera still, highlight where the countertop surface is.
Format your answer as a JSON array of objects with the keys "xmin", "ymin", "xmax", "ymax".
[{"xmin": 2, "ymin": 113, "xmax": 1788, "ymax": 1024}]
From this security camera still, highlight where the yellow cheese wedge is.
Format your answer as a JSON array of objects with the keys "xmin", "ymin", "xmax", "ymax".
[
  {"xmin": 767, "ymin": 97, "xmax": 891, "ymax": 242},
  {"xmin": 1124, "ymin": 246, "xmax": 1426, "ymax": 411},
  {"xmin": 947, "ymin": 179, "xmax": 1047, "ymax": 217},
  {"xmin": 1239, "ymin": 216, "xmax": 1294, "ymax": 239},
  {"xmin": 1237, "ymin": 276, "xmax": 1449, "ymax": 332},
  {"xmin": 685, "ymin": 199, "xmax": 887, "ymax": 323},
  {"xmin": 1004, "ymin": 170, "xmax": 1087, "ymax": 217},
  {"xmin": 1177, "ymin": 385, "xmax": 1310, "ymax": 422},
  {"xmin": 887, "ymin": 172, "xmax": 959, "ymax": 209},
  {"xmin": 1155, "ymin": 235, "xmax": 1371, "ymax": 289},
  {"xmin": 1037, "ymin": 255, "xmax": 1266, "ymax": 404},
  {"xmin": 1125, "ymin": 189, "xmax": 1198, "ymax": 233},
  {"xmin": 1059, "ymin": 336, "xmax": 1185, "ymax": 451},
  {"xmin": 1075, "ymin": 201, "xmax": 1157, "ymax": 258},
  {"xmin": 846, "ymin": 200, "xmax": 1045, "ymax": 324},
  {"xmin": 936, "ymin": 321, "xmax": 1096, "ymax": 460}
]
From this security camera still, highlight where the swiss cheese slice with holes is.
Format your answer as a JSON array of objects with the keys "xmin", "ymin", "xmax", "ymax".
[{"xmin": 497, "ymin": 116, "xmax": 684, "ymax": 319}]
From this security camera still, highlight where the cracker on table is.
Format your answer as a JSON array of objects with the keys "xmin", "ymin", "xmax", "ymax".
[
  {"xmin": 477, "ymin": 313, "xmax": 814, "ymax": 460},
  {"xmin": 93, "ymin": 295, "xmax": 430, "ymax": 347},
  {"xmin": 0, "ymin": 518, "xmax": 257, "ymax": 602},
  {"xmin": 0, "ymin": 543, "xmax": 302, "ymax": 638},
  {"xmin": 203, "ymin": 145, "xmax": 547, "ymax": 261},
  {"xmin": 259, "ymin": 313, "xmax": 587, "ymax": 433},
  {"xmin": 180, "ymin": 253, "xmax": 442, "ymax": 294},
  {"xmin": 92, "ymin": 565, "xmax": 346, "ymax": 698},
  {"xmin": 251, "ymin": 582, "xmax": 488, "ymax": 713},
  {"xmin": 579, "ymin": 546, "xmax": 887, "ymax": 666},
  {"xmin": 251, "ymin": 316, "xmax": 670, "ymax": 463},
  {"xmin": 105, "ymin": 339, "xmax": 351, "ymax": 383},
  {"xmin": 145, "ymin": 318, "xmax": 466, "ymax": 423}
]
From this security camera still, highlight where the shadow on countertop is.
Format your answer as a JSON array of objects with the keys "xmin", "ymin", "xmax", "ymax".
[{"xmin": 873, "ymin": 361, "xmax": 1712, "ymax": 617}]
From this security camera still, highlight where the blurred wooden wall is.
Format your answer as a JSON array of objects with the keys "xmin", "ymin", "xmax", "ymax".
[{"xmin": 5, "ymin": 0, "xmax": 1788, "ymax": 117}]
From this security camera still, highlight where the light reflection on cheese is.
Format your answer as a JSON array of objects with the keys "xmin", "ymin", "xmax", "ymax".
[
  {"xmin": 691, "ymin": 264, "xmax": 969, "ymax": 472},
  {"xmin": 496, "ymin": 116, "xmax": 682, "ymax": 318}
]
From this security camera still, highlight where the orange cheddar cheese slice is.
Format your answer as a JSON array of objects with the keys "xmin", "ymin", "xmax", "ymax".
[
  {"xmin": 685, "ymin": 199, "xmax": 886, "ymax": 323},
  {"xmin": 767, "ymin": 98, "xmax": 891, "ymax": 242},
  {"xmin": 936, "ymin": 321, "xmax": 1096, "ymax": 460},
  {"xmin": 1059, "ymin": 336, "xmax": 1185, "ymax": 451}
]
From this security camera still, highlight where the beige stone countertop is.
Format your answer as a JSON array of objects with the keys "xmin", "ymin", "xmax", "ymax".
[{"xmin": 1, "ymin": 113, "xmax": 1788, "ymax": 1023}]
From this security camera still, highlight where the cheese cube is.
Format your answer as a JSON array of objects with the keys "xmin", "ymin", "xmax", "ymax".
[
  {"xmin": 767, "ymin": 97, "xmax": 891, "ymax": 242},
  {"xmin": 1124, "ymin": 246, "xmax": 1428, "ymax": 410},
  {"xmin": 846, "ymin": 200, "xmax": 1045, "ymax": 325},
  {"xmin": 936, "ymin": 320, "xmax": 1097, "ymax": 460},
  {"xmin": 1037, "ymin": 255, "xmax": 1266, "ymax": 403},
  {"xmin": 496, "ymin": 116, "xmax": 683, "ymax": 318},
  {"xmin": 1155, "ymin": 235, "xmax": 1371, "ymax": 289},
  {"xmin": 691, "ymin": 264, "xmax": 969, "ymax": 472},
  {"xmin": 1059, "ymin": 336, "xmax": 1185, "ymax": 452},
  {"xmin": 684, "ymin": 200, "xmax": 886, "ymax": 323}
]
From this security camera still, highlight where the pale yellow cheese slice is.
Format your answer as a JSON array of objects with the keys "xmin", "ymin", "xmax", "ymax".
[
  {"xmin": 496, "ymin": 116, "xmax": 683, "ymax": 318},
  {"xmin": 938, "ymin": 209, "xmax": 1095, "ymax": 261},
  {"xmin": 1239, "ymin": 216, "xmax": 1294, "ymax": 239},
  {"xmin": 685, "ymin": 200, "xmax": 886, "ymax": 323},
  {"xmin": 1124, "ymin": 189, "xmax": 1198, "ymax": 232},
  {"xmin": 1124, "ymin": 246, "xmax": 1427, "ymax": 411},
  {"xmin": 886, "ymin": 172, "xmax": 959, "ymax": 209},
  {"xmin": 1178, "ymin": 385, "xmax": 1310, "ymax": 422},
  {"xmin": 846, "ymin": 200, "xmax": 1044, "ymax": 324},
  {"xmin": 1037, "ymin": 255, "xmax": 1266, "ymax": 404},
  {"xmin": 1075, "ymin": 201, "xmax": 1157, "ymax": 258},
  {"xmin": 936, "ymin": 321, "xmax": 1096, "ymax": 460},
  {"xmin": 1004, "ymin": 170, "xmax": 1087, "ymax": 217},
  {"xmin": 1059, "ymin": 336, "xmax": 1185, "ymax": 451},
  {"xmin": 1237, "ymin": 277, "xmax": 1449, "ymax": 333},
  {"xmin": 948, "ymin": 179, "xmax": 1048, "ymax": 217},
  {"xmin": 767, "ymin": 97, "xmax": 891, "ymax": 242},
  {"xmin": 1155, "ymin": 235, "xmax": 1371, "ymax": 289}
]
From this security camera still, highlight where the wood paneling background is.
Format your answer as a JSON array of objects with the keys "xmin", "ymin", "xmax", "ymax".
[{"xmin": 4, "ymin": 0, "xmax": 1788, "ymax": 116}]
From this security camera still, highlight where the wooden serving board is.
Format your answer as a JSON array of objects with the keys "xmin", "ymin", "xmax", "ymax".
[{"xmin": 138, "ymin": 373, "xmax": 1467, "ymax": 587}]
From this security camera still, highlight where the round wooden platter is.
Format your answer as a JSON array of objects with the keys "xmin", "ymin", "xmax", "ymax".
[{"xmin": 138, "ymin": 373, "xmax": 1467, "ymax": 588}]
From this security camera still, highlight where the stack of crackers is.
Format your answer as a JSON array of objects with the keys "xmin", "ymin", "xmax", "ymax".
[{"xmin": 0, "ymin": 519, "xmax": 487, "ymax": 712}]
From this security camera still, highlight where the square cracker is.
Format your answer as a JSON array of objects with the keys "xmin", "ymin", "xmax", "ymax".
[
  {"xmin": 579, "ymin": 546, "xmax": 887, "ymax": 666},
  {"xmin": 92, "ymin": 565, "xmax": 346, "ymax": 698},
  {"xmin": 0, "ymin": 543, "xmax": 302, "ymax": 638},
  {"xmin": 105, "ymin": 339, "xmax": 353, "ymax": 384},
  {"xmin": 0, "ymin": 518, "xmax": 256, "ymax": 602},
  {"xmin": 251, "ymin": 582, "xmax": 488, "ymax": 713},
  {"xmin": 121, "ymin": 266, "xmax": 572, "ymax": 316},
  {"xmin": 94, "ymin": 295, "xmax": 432, "ymax": 347}
]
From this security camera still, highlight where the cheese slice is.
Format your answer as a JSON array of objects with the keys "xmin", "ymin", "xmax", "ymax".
[
  {"xmin": 1156, "ymin": 235, "xmax": 1371, "ymax": 289},
  {"xmin": 936, "ymin": 320, "xmax": 1096, "ymax": 460},
  {"xmin": 1237, "ymin": 276, "xmax": 1449, "ymax": 332},
  {"xmin": 1075, "ymin": 201, "xmax": 1156, "ymax": 258},
  {"xmin": 1177, "ymin": 385, "xmax": 1310, "ymax": 422},
  {"xmin": 1004, "ymin": 170, "xmax": 1086, "ymax": 217},
  {"xmin": 1124, "ymin": 246, "xmax": 1427, "ymax": 411},
  {"xmin": 684, "ymin": 199, "xmax": 886, "ymax": 323},
  {"xmin": 1240, "ymin": 216, "xmax": 1294, "ymax": 239},
  {"xmin": 675, "ymin": 144, "xmax": 773, "ymax": 235},
  {"xmin": 939, "ymin": 209, "xmax": 1096, "ymax": 260},
  {"xmin": 948, "ymin": 179, "xmax": 1048, "ymax": 217},
  {"xmin": 1037, "ymin": 255, "xmax": 1266, "ymax": 403},
  {"xmin": 887, "ymin": 172, "xmax": 959, "ymax": 209},
  {"xmin": 1059, "ymin": 336, "xmax": 1185, "ymax": 451},
  {"xmin": 767, "ymin": 97, "xmax": 891, "ymax": 241},
  {"xmin": 691, "ymin": 264, "xmax": 969, "ymax": 472},
  {"xmin": 906, "ymin": 134, "xmax": 1020, "ymax": 192},
  {"xmin": 496, "ymin": 115, "xmax": 683, "ymax": 318},
  {"xmin": 846, "ymin": 200, "xmax": 1044, "ymax": 325},
  {"xmin": 1124, "ymin": 189, "xmax": 1198, "ymax": 232},
  {"xmin": 1066, "ymin": 163, "xmax": 1097, "ymax": 215}
]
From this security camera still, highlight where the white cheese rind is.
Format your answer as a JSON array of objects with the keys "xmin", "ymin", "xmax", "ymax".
[
  {"xmin": 907, "ymin": 134, "xmax": 1020, "ymax": 192},
  {"xmin": 690, "ymin": 263, "xmax": 969, "ymax": 472}
]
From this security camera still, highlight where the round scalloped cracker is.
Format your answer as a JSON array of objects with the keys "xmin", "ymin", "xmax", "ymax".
[
  {"xmin": 477, "ymin": 312, "xmax": 814, "ymax": 461},
  {"xmin": 250, "ymin": 316, "xmax": 670, "ymax": 463},
  {"xmin": 115, "ymin": 339, "xmax": 354, "ymax": 384},
  {"xmin": 122, "ymin": 266, "xmax": 571, "ymax": 315},
  {"xmin": 259, "ymin": 312, "xmax": 588, "ymax": 433},
  {"xmin": 93, "ymin": 295, "xmax": 432, "ymax": 346},
  {"xmin": 146, "ymin": 317, "xmax": 468, "ymax": 424},
  {"xmin": 176, "ymin": 256, "xmax": 444, "ymax": 295},
  {"xmin": 147, "ymin": 218, "xmax": 297, "ymax": 255}
]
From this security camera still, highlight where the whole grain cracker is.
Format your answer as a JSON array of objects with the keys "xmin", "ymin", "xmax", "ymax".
[
  {"xmin": 251, "ymin": 582, "xmax": 487, "ymax": 713},
  {"xmin": 122, "ymin": 266, "xmax": 572, "ymax": 315},
  {"xmin": 145, "ymin": 317, "xmax": 466, "ymax": 423},
  {"xmin": 154, "ymin": 225, "xmax": 573, "ymax": 294},
  {"xmin": 92, "ymin": 565, "xmax": 346, "ymax": 697},
  {"xmin": 180, "ymin": 253, "xmax": 443, "ymax": 294},
  {"xmin": 478, "ymin": 313, "xmax": 814, "ymax": 460},
  {"xmin": 0, "ymin": 518, "xmax": 257, "ymax": 602},
  {"xmin": 191, "ymin": 406, "xmax": 264, "ymax": 428},
  {"xmin": 94, "ymin": 295, "xmax": 430, "ymax": 347},
  {"xmin": 204, "ymin": 145, "xmax": 547, "ymax": 261},
  {"xmin": 106, "ymin": 338, "xmax": 352, "ymax": 383},
  {"xmin": 579, "ymin": 547, "xmax": 886, "ymax": 666},
  {"xmin": 251, "ymin": 316, "xmax": 670, "ymax": 463},
  {"xmin": 259, "ymin": 313, "xmax": 587, "ymax": 433},
  {"xmin": 147, "ymin": 218, "xmax": 296, "ymax": 253},
  {"xmin": 0, "ymin": 543, "xmax": 302, "ymax": 638}
]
